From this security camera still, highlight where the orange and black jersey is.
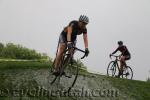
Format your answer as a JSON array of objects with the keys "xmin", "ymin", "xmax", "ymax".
[
  {"xmin": 112, "ymin": 45, "xmax": 130, "ymax": 56},
  {"xmin": 61, "ymin": 20, "xmax": 87, "ymax": 42}
]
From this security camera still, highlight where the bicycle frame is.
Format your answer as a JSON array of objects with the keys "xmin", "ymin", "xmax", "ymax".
[{"xmin": 50, "ymin": 46, "xmax": 86, "ymax": 91}]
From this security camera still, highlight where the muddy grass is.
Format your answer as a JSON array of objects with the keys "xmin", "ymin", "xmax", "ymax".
[{"xmin": 0, "ymin": 69, "xmax": 142, "ymax": 100}]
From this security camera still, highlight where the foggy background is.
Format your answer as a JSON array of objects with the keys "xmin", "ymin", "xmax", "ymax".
[{"xmin": 0, "ymin": 0, "xmax": 150, "ymax": 81}]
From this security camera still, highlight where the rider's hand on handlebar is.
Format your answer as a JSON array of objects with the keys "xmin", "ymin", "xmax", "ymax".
[
  {"xmin": 85, "ymin": 48, "xmax": 89, "ymax": 57},
  {"xmin": 67, "ymin": 41, "xmax": 73, "ymax": 49}
]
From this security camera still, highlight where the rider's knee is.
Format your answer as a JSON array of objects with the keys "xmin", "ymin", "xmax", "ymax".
[{"xmin": 58, "ymin": 43, "xmax": 66, "ymax": 53}]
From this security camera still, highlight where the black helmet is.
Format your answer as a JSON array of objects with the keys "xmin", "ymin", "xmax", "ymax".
[
  {"xmin": 79, "ymin": 15, "xmax": 89, "ymax": 24},
  {"xmin": 118, "ymin": 41, "xmax": 123, "ymax": 45}
]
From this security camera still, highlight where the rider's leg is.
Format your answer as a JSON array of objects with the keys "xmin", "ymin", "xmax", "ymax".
[
  {"xmin": 68, "ymin": 41, "xmax": 76, "ymax": 62},
  {"xmin": 54, "ymin": 43, "xmax": 66, "ymax": 72},
  {"xmin": 118, "ymin": 56, "xmax": 126, "ymax": 77},
  {"xmin": 53, "ymin": 34, "xmax": 67, "ymax": 73}
]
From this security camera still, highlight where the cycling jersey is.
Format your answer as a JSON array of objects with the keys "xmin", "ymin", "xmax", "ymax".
[
  {"xmin": 59, "ymin": 20, "xmax": 87, "ymax": 43},
  {"xmin": 112, "ymin": 45, "xmax": 130, "ymax": 56}
]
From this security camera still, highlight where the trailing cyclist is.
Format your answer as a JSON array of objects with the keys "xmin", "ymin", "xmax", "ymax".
[
  {"xmin": 53, "ymin": 15, "xmax": 90, "ymax": 75},
  {"xmin": 110, "ymin": 41, "xmax": 131, "ymax": 78}
]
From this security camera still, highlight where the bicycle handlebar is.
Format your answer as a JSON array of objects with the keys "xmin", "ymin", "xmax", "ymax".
[
  {"xmin": 110, "ymin": 54, "xmax": 120, "ymax": 60},
  {"xmin": 73, "ymin": 47, "xmax": 86, "ymax": 59},
  {"xmin": 65, "ymin": 47, "xmax": 86, "ymax": 59}
]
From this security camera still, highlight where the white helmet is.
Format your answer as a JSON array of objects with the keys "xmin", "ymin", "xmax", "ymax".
[{"xmin": 79, "ymin": 15, "xmax": 89, "ymax": 24}]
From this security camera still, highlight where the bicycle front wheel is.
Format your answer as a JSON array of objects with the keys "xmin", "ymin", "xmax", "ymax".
[
  {"xmin": 122, "ymin": 66, "xmax": 133, "ymax": 80},
  {"xmin": 58, "ymin": 57, "xmax": 79, "ymax": 93},
  {"xmin": 107, "ymin": 61, "xmax": 117, "ymax": 77}
]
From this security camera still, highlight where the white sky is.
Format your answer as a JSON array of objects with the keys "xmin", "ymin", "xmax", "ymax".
[{"xmin": 0, "ymin": 0, "xmax": 150, "ymax": 81}]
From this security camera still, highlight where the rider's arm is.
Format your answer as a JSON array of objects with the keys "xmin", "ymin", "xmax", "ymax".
[
  {"xmin": 83, "ymin": 33, "xmax": 89, "ymax": 56},
  {"xmin": 67, "ymin": 24, "xmax": 73, "ymax": 42},
  {"xmin": 112, "ymin": 47, "xmax": 119, "ymax": 54},
  {"xmin": 83, "ymin": 33, "xmax": 88, "ymax": 48}
]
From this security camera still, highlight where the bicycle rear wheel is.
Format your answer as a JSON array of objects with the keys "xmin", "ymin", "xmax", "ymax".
[
  {"xmin": 107, "ymin": 61, "xmax": 117, "ymax": 77},
  {"xmin": 122, "ymin": 66, "xmax": 133, "ymax": 80},
  {"xmin": 48, "ymin": 59, "xmax": 59, "ymax": 85}
]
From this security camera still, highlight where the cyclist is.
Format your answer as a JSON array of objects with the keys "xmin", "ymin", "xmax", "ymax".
[
  {"xmin": 53, "ymin": 15, "xmax": 90, "ymax": 75},
  {"xmin": 110, "ymin": 41, "xmax": 131, "ymax": 78}
]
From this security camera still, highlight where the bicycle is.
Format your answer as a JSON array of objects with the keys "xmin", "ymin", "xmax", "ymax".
[
  {"xmin": 107, "ymin": 55, "xmax": 133, "ymax": 79},
  {"xmin": 49, "ymin": 46, "xmax": 86, "ymax": 93}
]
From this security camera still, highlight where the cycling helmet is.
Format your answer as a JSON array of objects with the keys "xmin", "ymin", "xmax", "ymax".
[
  {"xmin": 79, "ymin": 15, "xmax": 89, "ymax": 24},
  {"xmin": 118, "ymin": 41, "xmax": 123, "ymax": 45}
]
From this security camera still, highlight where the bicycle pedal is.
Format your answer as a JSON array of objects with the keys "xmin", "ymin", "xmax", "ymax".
[
  {"xmin": 52, "ymin": 72, "xmax": 60, "ymax": 76},
  {"xmin": 59, "ymin": 71, "xmax": 66, "ymax": 76},
  {"xmin": 65, "ymin": 75, "xmax": 72, "ymax": 78}
]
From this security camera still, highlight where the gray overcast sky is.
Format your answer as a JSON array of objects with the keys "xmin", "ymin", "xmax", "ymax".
[{"xmin": 0, "ymin": 0, "xmax": 150, "ymax": 81}]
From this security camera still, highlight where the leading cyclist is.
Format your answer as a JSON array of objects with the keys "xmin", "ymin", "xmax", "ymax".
[{"xmin": 53, "ymin": 15, "xmax": 90, "ymax": 75}]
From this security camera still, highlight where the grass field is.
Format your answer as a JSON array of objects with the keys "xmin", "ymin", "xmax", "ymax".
[
  {"xmin": 107, "ymin": 76, "xmax": 150, "ymax": 100},
  {"xmin": 0, "ymin": 61, "xmax": 149, "ymax": 100},
  {"xmin": 0, "ymin": 61, "xmax": 52, "ymax": 70}
]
